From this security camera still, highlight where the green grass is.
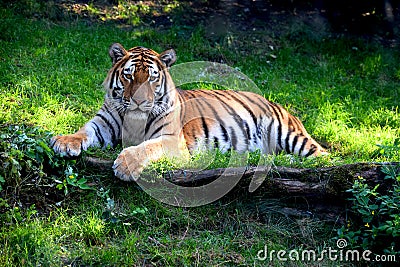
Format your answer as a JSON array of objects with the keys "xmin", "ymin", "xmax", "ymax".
[
  {"xmin": 1, "ymin": 10, "xmax": 398, "ymax": 161},
  {"xmin": 1, "ymin": 187, "xmax": 336, "ymax": 266},
  {"xmin": 1, "ymin": 1, "xmax": 400, "ymax": 266}
]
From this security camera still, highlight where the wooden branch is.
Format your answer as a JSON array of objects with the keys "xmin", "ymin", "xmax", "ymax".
[
  {"xmin": 83, "ymin": 157, "xmax": 399, "ymax": 199},
  {"xmin": 164, "ymin": 163, "xmax": 399, "ymax": 199}
]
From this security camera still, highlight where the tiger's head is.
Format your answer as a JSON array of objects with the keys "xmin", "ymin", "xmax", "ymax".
[{"xmin": 103, "ymin": 43, "xmax": 177, "ymax": 119}]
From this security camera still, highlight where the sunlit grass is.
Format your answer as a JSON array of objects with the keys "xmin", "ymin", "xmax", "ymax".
[{"xmin": 3, "ymin": 17, "xmax": 397, "ymax": 157}]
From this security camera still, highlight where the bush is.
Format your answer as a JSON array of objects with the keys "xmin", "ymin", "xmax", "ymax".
[
  {"xmin": 0, "ymin": 124, "xmax": 92, "ymax": 205},
  {"xmin": 0, "ymin": 125, "xmax": 61, "ymax": 190},
  {"xmin": 337, "ymin": 142, "xmax": 400, "ymax": 255}
]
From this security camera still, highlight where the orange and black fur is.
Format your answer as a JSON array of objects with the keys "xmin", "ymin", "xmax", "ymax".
[{"xmin": 51, "ymin": 44, "xmax": 327, "ymax": 181}]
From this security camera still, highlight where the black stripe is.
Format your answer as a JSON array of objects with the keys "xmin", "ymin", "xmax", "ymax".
[
  {"xmin": 211, "ymin": 90, "xmax": 230, "ymax": 99},
  {"xmin": 191, "ymin": 99, "xmax": 210, "ymax": 138},
  {"xmin": 213, "ymin": 137, "xmax": 220, "ymax": 150},
  {"xmin": 207, "ymin": 92, "xmax": 248, "ymax": 141},
  {"xmin": 110, "ymin": 69, "xmax": 118, "ymax": 89},
  {"xmin": 305, "ymin": 144, "xmax": 317, "ymax": 157},
  {"xmin": 190, "ymin": 126, "xmax": 198, "ymax": 147},
  {"xmin": 195, "ymin": 98, "xmax": 231, "ymax": 145},
  {"xmin": 160, "ymin": 91, "xmax": 169, "ymax": 105},
  {"xmin": 201, "ymin": 117, "xmax": 209, "ymax": 140},
  {"xmin": 226, "ymin": 91, "xmax": 258, "ymax": 126},
  {"xmin": 284, "ymin": 118, "xmax": 294, "ymax": 153},
  {"xmin": 269, "ymin": 104, "xmax": 283, "ymax": 149},
  {"xmin": 95, "ymin": 113, "xmax": 116, "ymax": 142},
  {"xmin": 146, "ymin": 109, "xmax": 173, "ymax": 137},
  {"xmin": 103, "ymin": 104, "xmax": 122, "ymax": 135},
  {"xmin": 291, "ymin": 115, "xmax": 303, "ymax": 130},
  {"xmin": 270, "ymin": 102, "xmax": 285, "ymax": 119},
  {"xmin": 178, "ymin": 93, "xmax": 185, "ymax": 124},
  {"xmin": 199, "ymin": 98, "xmax": 231, "ymax": 146},
  {"xmin": 221, "ymin": 125, "xmax": 229, "ymax": 143},
  {"xmin": 284, "ymin": 132, "xmax": 292, "ymax": 153},
  {"xmin": 264, "ymin": 120, "xmax": 274, "ymax": 152},
  {"xmin": 238, "ymin": 92, "xmax": 271, "ymax": 115},
  {"xmin": 149, "ymin": 121, "xmax": 173, "ymax": 139},
  {"xmin": 159, "ymin": 74, "xmax": 166, "ymax": 94},
  {"xmin": 92, "ymin": 122, "xmax": 105, "ymax": 146},
  {"xmin": 229, "ymin": 126, "xmax": 238, "ymax": 150},
  {"xmin": 145, "ymin": 115, "xmax": 158, "ymax": 133},
  {"xmin": 158, "ymin": 133, "xmax": 175, "ymax": 137},
  {"xmin": 291, "ymin": 135, "xmax": 299, "ymax": 154},
  {"xmin": 145, "ymin": 59, "xmax": 157, "ymax": 66},
  {"xmin": 242, "ymin": 120, "xmax": 251, "ymax": 140},
  {"xmin": 101, "ymin": 105, "xmax": 120, "ymax": 136},
  {"xmin": 149, "ymin": 125, "xmax": 164, "ymax": 138},
  {"xmin": 131, "ymin": 58, "xmax": 154, "ymax": 64},
  {"xmin": 105, "ymin": 105, "xmax": 122, "ymax": 130},
  {"xmin": 180, "ymin": 90, "xmax": 198, "ymax": 99},
  {"xmin": 298, "ymin": 137, "xmax": 308, "ymax": 156}
]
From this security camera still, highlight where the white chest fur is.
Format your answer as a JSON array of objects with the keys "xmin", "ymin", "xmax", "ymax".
[{"xmin": 122, "ymin": 111, "xmax": 148, "ymax": 147}]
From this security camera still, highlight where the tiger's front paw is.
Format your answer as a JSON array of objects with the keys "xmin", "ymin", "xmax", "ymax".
[
  {"xmin": 50, "ymin": 133, "xmax": 88, "ymax": 157},
  {"xmin": 113, "ymin": 147, "xmax": 147, "ymax": 182}
]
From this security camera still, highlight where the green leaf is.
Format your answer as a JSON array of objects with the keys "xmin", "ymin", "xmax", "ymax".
[
  {"xmin": 78, "ymin": 184, "xmax": 92, "ymax": 190},
  {"xmin": 56, "ymin": 184, "xmax": 64, "ymax": 190},
  {"xmin": 77, "ymin": 178, "xmax": 87, "ymax": 185},
  {"xmin": 369, "ymin": 204, "xmax": 379, "ymax": 210}
]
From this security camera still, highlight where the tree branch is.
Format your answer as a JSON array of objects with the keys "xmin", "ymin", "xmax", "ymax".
[{"xmin": 83, "ymin": 157, "xmax": 399, "ymax": 199}]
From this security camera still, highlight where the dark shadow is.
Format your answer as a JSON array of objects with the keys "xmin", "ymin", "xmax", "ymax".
[{"xmin": 3, "ymin": 0, "xmax": 399, "ymax": 40}]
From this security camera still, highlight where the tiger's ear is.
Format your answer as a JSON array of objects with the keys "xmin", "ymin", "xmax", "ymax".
[
  {"xmin": 109, "ymin": 43, "xmax": 127, "ymax": 65},
  {"xmin": 159, "ymin": 49, "xmax": 176, "ymax": 68}
]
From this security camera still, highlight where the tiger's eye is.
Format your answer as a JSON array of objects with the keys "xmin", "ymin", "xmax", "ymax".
[
  {"xmin": 149, "ymin": 75, "xmax": 157, "ymax": 82},
  {"xmin": 124, "ymin": 74, "xmax": 132, "ymax": 79}
]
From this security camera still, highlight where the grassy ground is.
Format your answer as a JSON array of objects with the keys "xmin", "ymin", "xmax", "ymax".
[{"xmin": 0, "ymin": 1, "xmax": 399, "ymax": 266}]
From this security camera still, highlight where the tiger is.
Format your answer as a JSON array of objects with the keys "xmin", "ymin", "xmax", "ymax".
[{"xmin": 50, "ymin": 43, "xmax": 328, "ymax": 181}]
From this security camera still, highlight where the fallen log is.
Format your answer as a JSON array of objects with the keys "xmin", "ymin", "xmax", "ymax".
[{"xmin": 83, "ymin": 157, "xmax": 399, "ymax": 200}]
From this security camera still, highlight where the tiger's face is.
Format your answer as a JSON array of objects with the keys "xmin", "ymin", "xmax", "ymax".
[{"xmin": 103, "ymin": 43, "xmax": 176, "ymax": 118}]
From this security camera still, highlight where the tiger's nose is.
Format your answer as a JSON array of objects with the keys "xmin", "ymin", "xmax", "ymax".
[{"xmin": 131, "ymin": 98, "xmax": 147, "ymax": 106}]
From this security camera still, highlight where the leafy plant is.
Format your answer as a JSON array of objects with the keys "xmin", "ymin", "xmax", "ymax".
[
  {"xmin": 337, "ymin": 157, "xmax": 400, "ymax": 254},
  {"xmin": 96, "ymin": 186, "xmax": 148, "ymax": 224},
  {"xmin": 375, "ymin": 138, "xmax": 400, "ymax": 159},
  {"xmin": 0, "ymin": 124, "xmax": 93, "ymax": 199},
  {"xmin": 0, "ymin": 125, "xmax": 62, "ymax": 189},
  {"xmin": 2, "ymin": 205, "xmax": 38, "ymax": 225},
  {"xmin": 55, "ymin": 166, "xmax": 92, "ymax": 195}
]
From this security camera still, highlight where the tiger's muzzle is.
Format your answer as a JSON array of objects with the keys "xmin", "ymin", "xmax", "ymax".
[{"xmin": 124, "ymin": 97, "xmax": 153, "ymax": 112}]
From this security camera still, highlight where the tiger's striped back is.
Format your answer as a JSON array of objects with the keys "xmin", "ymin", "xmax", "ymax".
[{"xmin": 177, "ymin": 89, "xmax": 326, "ymax": 157}]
